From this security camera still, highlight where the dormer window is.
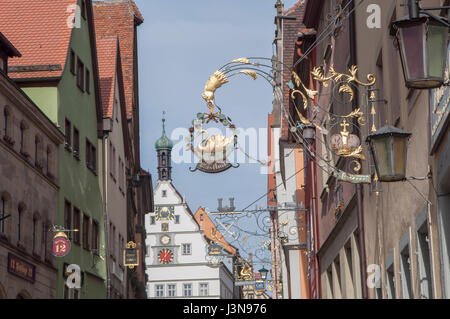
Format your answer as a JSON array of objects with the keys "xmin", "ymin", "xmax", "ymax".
[{"xmin": 162, "ymin": 190, "xmax": 167, "ymax": 198}]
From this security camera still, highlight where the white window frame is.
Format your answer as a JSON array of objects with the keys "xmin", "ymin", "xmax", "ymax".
[
  {"xmin": 182, "ymin": 243, "xmax": 192, "ymax": 255},
  {"xmin": 199, "ymin": 282, "xmax": 209, "ymax": 296},
  {"xmin": 183, "ymin": 283, "xmax": 192, "ymax": 297},
  {"xmin": 155, "ymin": 284, "xmax": 164, "ymax": 297},
  {"xmin": 167, "ymin": 284, "xmax": 176, "ymax": 297}
]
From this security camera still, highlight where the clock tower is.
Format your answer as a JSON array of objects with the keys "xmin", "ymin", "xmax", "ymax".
[{"xmin": 155, "ymin": 115, "xmax": 174, "ymax": 181}]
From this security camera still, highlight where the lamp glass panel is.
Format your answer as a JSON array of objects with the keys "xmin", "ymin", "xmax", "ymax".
[
  {"xmin": 393, "ymin": 136, "xmax": 407, "ymax": 177},
  {"xmin": 427, "ymin": 24, "xmax": 448, "ymax": 79},
  {"xmin": 400, "ymin": 23, "xmax": 425, "ymax": 80},
  {"xmin": 374, "ymin": 138, "xmax": 392, "ymax": 177}
]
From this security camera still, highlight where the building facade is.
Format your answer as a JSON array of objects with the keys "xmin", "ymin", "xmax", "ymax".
[
  {"xmin": 295, "ymin": 0, "xmax": 450, "ymax": 299},
  {"xmin": 96, "ymin": 35, "xmax": 131, "ymax": 299},
  {"xmin": 145, "ymin": 120, "xmax": 236, "ymax": 299},
  {"xmin": 1, "ymin": 0, "xmax": 107, "ymax": 298},
  {"xmin": 93, "ymin": 1, "xmax": 151, "ymax": 298},
  {"xmin": 0, "ymin": 34, "xmax": 64, "ymax": 298}
]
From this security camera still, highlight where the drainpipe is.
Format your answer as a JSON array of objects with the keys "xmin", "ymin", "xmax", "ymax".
[
  {"xmin": 349, "ymin": 0, "xmax": 368, "ymax": 299},
  {"xmin": 102, "ymin": 130, "xmax": 111, "ymax": 299}
]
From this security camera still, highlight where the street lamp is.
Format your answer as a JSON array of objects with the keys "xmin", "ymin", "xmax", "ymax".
[
  {"xmin": 366, "ymin": 125, "xmax": 411, "ymax": 182},
  {"xmin": 390, "ymin": 0, "xmax": 450, "ymax": 89},
  {"xmin": 258, "ymin": 267, "xmax": 269, "ymax": 281}
]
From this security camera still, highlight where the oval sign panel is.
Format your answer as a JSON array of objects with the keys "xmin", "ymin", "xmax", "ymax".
[{"xmin": 52, "ymin": 232, "xmax": 71, "ymax": 257}]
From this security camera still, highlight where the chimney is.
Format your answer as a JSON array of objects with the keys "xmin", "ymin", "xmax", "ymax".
[
  {"xmin": 217, "ymin": 198, "xmax": 223, "ymax": 211},
  {"xmin": 229, "ymin": 197, "xmax": 235, "ymax": 210}
]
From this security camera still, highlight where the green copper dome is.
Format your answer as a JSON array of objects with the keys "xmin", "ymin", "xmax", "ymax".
[{"xmin": 155, "ymin": 117, "xmax": 173, "ymax": 150}]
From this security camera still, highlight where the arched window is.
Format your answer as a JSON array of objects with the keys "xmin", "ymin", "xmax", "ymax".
[
  {"xmin": 3, "ymin": 107, "xmax": 9, "ymax": 136},
  {"xmin": 20, "ymin": 121, "xmax": 27, "ymax": 154},
  {"xmin": 46, "ymin": 146, "xmax": 52, "ymax": 176},
  {"xmin": 32, "ymin": 213, "xmax": 40, "ymax": 253},
  {"xmin": 34, "ymin": 136, "xmax": 41, "ymax": 169},
  {"xmin": 17, "ymin": 203, "xmax": 25, "ymax": 243}
]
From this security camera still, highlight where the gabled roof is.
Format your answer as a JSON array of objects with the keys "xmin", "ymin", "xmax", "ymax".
[
  {"xmin": 96, "ymin": 37, "xmax": 118, "ymax": 118},
  {"xmin": 0, "ymin": 0, "xmax": 77, "ymax": 79},
  {"xmin": 96, "ymin": 36, "xmax": 133, "ymax": 162},
  {"xmin": 194, "ymin": 207, "xmax": 238, "ymax": 256},
  {"xmin": 93, "ymin": 0, "xmax": 143, "ymax": 119}
]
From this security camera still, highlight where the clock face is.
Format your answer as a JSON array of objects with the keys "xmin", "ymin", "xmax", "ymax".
[
  {"xmin": 158, "ymin": 249, "xmax": 173, "ymax": 264},
  {"xmin": 156, "ymin": 206, "xmax": 175, "ymax": 221},
  {"xmin": 160, "ymin": 235, "xmax": 171, "ymax": 245}
]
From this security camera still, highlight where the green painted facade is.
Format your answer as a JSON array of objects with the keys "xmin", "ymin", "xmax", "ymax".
[{"xmin": 22, "ymin": 0, "xmax": 106, "ymax": 299}]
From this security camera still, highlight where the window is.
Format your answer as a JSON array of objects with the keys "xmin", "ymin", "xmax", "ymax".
[
  {"xmin": 167, "ymin": 284, "xmax": 176, "ymax": 297},
  {"xmin": 248, "ymin": 293, "xmax": 254, "ymax": 299},
  {"xmin": 77, "ymin": 58, "xmax": 84, "ymax": 91},
  {"xmin": 86, "ymin": 139, "xmax": 96, "ymax": 173},
  {"xmin": 65, "ymin": 118, "xmax": 71, "ymax": 148},
  {"xmin": 200, "ymin": 214, "xmax": 204, "ymax": 221},
  {"xmin": 3, "ymin": 108, "xmax": 9, "ymax": 136},
  {"xmin": 42, "ymin": 221, "xmax": 48, "ymax": 259},
  {"xmin": 199, "ymin": 283, "xmax": 208, "ymax": 296},
  {"xmin": 64, "ymin": 200, "xmax": 71, "ymax": 236},
  {"xmin": 83, "ymin": 214, "xmax": 90, "ymax": 250},
  {"xmin": 34, "ymin": 136, "xmax": 42, "ymax": 169},
  {"xmin": 155, "ymin": 284, "xmax": 164, "ymax": 297},
  {"xmin": 85, "ymin": 68, "xmax": 90, "ymax": 93},
  {"xmin": 32, "ymin": 217, "xmax": 38, "ymax": 252},
  {"xmin": 46, "ymin": 147, "xmax": 51, "ymax": 176},
  {"xmin": 183, "ymin": 283, "xmax": 192, "ymax": 297},
  {"xmin": 182, "ymin": 243, "xmax": 191, "ymax": 255},
  {"xmin": 17, "ymin": 205, "xmax": 24, "ymax": 242},
  {"xmin": 110, "ymin": 143, "xmax": 116, "ymax": 179},
  {"xmin": 161, "ymin": 223, "xmax": 168, "ymax": 232},
  {"xmin": 400, "ymin": 245, "xmax": 413, "ymax": 298},
  {"xmin": 162, "ymin": 190, "xmax": 167, "ymax": 197},
  {"xmin": 19, "ymin": 122, "xmax": 27, "ymax": 154},
  {"xmin": 386, "ymin": 264, "xmax": 396, "ymax": 299},
  {"xmin": 150, "ymin": 216, "xmax": 155, "ymax": 225},
  {"xmin": 73, "ymin": 207, "xmax": 80, "ymax": 245},
  {"xmin": 70, "ymin": 49, "xmax": 75, "ymax": 75},
  {"xmin": 417, "ymin": 222, "xmax": 433, "ymax": 298},
  {"xmin": 73, "ymin": 127, "xmax": 79, "ymax": 158},
  {"xmin": 0, "ymin": 197, "xmax": 6, "ymax": 233},
  {"xmin": 175, "ymin": 215, "xmax": 180, "ymax": 224},
  {"xmin": 92, "ymin": 220, "xmax": 99, "ymax": 253},
  {"xmin": 81, "ymin": 0, "xmax": 86, "ymax": 19}
]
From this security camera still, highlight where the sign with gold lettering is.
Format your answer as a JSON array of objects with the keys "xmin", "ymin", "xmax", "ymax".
[
  {"xmin": 52, "ymin": 232, "xmax": 71, "ymax": 257},
  {"xmin": 123, "ymin": 241, "xmax": 139, "ymax": 269},
  {"xmin": 7, "ymin": 253, "xmax": 35, "ymax": 283}
]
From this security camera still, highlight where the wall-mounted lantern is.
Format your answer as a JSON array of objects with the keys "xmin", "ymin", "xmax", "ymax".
[
  {"xmin": 366, "ymin": 126, "xmax": 411, "ymax": 182},
  {"xmin": 390, "ymin": 0, "xmax": 450, "ymax": 89}
]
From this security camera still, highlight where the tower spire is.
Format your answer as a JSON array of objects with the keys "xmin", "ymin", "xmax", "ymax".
[{"xmin": 155, "ymin": 112, "xmax": 173, "ymax": 181}]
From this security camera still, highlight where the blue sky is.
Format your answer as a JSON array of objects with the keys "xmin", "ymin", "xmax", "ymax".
[{"xmin": 136, "ymin": 0, "xmax": 300, "ymax": 268}]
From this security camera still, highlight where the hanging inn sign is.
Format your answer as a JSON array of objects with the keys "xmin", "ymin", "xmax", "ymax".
[{"xmin": 123, "ymin": 241, "xmax": 139, "ymax": 269}]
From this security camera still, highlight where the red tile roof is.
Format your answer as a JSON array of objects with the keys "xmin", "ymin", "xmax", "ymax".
[
  {"xmin": 0, "ymin": 0, "xmax": 77, "ymax": 79},
  {"xmin": 93, "ymin": 0, "xmax": 143, "ymax": 119},
  {"xmin": 96, "ymin": 37, "xmax": 118, "ymax": 118}
]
